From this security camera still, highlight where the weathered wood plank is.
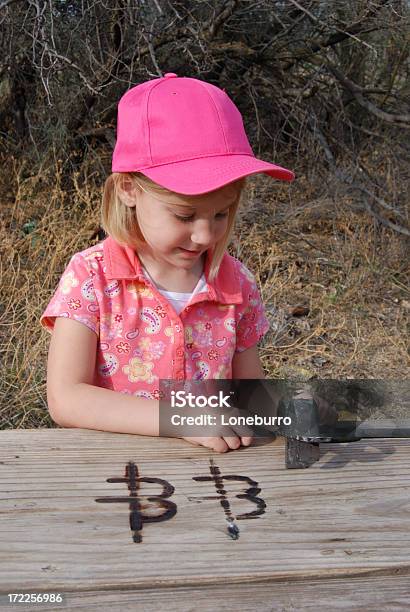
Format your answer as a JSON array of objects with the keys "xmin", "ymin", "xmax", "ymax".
[
  {"xmin": 0, "ymin": 430, "xmax": 409, "ymax": 595},
  {"xmin": 1, "ymin": 575, "xmax": 409, "ymax": 611}
]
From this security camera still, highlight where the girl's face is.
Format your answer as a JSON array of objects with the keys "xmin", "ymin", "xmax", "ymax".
[{"xmin": 123, "ymin": 182, "xmax": 240, "ymax": 270}]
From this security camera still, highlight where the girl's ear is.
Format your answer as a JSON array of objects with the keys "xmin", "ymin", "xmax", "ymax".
[{"xmin": 117, "ymin": 177, "xmax": 140, "ymax": 208}]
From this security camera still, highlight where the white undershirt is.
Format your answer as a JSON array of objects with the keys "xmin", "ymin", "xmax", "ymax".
[{"xmin": 141, "ymin": 265, "xmax": 207, "ymax": 315}]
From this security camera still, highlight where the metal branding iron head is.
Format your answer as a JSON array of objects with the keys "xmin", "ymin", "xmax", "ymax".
[{"xmin": 276, "ymin": 388, "xmax": 409, "ymax": 469}]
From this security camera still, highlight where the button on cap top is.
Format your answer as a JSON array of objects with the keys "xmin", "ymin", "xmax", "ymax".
[{"xmin": 164, "ymin": 73, "xmax": 178, "ymax": 78}]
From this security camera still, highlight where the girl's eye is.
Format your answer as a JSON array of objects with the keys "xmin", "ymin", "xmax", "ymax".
[
  {"xmin": 175, "ymin": 212, "xmax": 228, "ymax": 223},
  {"xmin": 174, "ymin": 216, "xmax": 194, "ymax": 223}
]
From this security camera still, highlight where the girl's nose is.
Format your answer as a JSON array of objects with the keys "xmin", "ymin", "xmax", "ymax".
[{"xmin": 190, "ymin": 219, "xmax": 214, "ymax": 247}]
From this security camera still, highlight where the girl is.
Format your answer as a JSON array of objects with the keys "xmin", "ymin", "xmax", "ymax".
[{"xmin": 40, "ymin": 73, "xmax": 295, "ymax": 453}]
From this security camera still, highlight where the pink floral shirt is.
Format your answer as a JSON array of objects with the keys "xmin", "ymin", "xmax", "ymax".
[{"xmin": 40, "ymin": 236, "xmax": 270, "ymax": 399}]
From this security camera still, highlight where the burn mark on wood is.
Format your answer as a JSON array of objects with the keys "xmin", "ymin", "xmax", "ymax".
[
  {"xmin": 95, "ymin": 461, "xmax": 177, "ymax": 543},
  {"xmin": 192, "ymin": 459, "xmax": 266, "ymax": 539}
]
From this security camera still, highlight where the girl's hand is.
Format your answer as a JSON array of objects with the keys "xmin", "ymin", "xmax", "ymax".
[
  {"xmin": 182, "ymin": 434, "xmax": 253, "ymax": 453},
  {"xmin": 181, "ymin": 404, "xmax": 254, "ymax": 452}
]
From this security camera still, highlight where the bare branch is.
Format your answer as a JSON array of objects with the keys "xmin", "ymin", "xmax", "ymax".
[
  {"xmin": 362, "ymin": 200, "xmax": 410, "ymax": 236},
  {"xmin": 288, "ymin": 0, "xmax": 379, "ymax": 53},
  {"xmin": 307, "ymin": 116, "xmax": 410, "ymax": 237},
  {"xmin": 0, "ymin": 0, "xmax": 20, "ymax": 9},
  {"xmin": 206, "ymin": 0, "xmax": 238, "ymax": 40},
  {"xmin": 325, "ymin": 61, "xmax": 410, "ymax": 126}
]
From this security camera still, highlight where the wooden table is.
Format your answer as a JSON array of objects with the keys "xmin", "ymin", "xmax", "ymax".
[{"xmin": 0, "ymin": 429, "xmax": 409, "ymax": 610}]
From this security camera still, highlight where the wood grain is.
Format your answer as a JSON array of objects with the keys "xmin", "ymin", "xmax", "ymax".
[{"xmin": 0, "ymin": 429, "xmax": 409, "ymax": 608}]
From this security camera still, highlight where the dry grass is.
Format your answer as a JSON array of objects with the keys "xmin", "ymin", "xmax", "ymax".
[
  {"xmin": 0, "ymin": 149, "xmax": 409, "ymax": 429},
  {"xmin": 235, "ymin": 176, "xmax": 409, "ymax": 381}
]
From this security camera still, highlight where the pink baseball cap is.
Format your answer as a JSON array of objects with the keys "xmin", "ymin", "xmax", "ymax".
[{"xmin": 112, "ymin": 73, "xmax": 295, "ymax": 195}]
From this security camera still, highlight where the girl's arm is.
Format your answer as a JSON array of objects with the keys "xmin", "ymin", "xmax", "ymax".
[
  {"xmin": 46, "ymin": 318, "xmax": 259, "ymax": 451},
  {"xmin": 232, "ymin": 344, "xmax": 266, "ymax": 379},
  {"xmin": 46, "ymin": 317, "xmax": 159, "ymax": 435}
]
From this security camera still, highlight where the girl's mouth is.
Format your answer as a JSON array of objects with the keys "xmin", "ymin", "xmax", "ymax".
[{"xmin": 178, "ymin": 248, "xmax": 202, "ymax": 256}]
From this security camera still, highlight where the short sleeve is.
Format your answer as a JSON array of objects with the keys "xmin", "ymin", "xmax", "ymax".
[
  {"xmin": 235, "ymin": 266, "xmax": 270, "ymax": 353},
  {"xmin": 40, "ymin": 253, "xmax": 100, "ymax": 336}
]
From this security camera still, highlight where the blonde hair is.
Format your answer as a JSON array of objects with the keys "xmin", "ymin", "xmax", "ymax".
[{"xmin": 101, "ymin": 172, "xmax": 247, "ymax": 282}]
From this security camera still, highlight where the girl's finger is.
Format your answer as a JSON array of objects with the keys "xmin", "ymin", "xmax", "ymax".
[
  {"xmin": 211, "ymin": 437, "xmax": 229, "ymax": 453},
  {"xmin": 240, "ymin": 436, "xmax": 253, "ymax": 446},
  {"xmin": 223, "ymin": 436, "xmax": 241, "ymax": 450}
]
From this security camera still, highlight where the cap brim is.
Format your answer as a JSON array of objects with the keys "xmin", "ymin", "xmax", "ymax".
[{"xmin": 137, "ymin": 154, "xmax": 295, "ymax": 195}]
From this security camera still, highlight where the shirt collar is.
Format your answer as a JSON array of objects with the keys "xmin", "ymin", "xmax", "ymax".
[{"xmin": 102, "ymin": 236, "xmax": 243, "ymax": 305}]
